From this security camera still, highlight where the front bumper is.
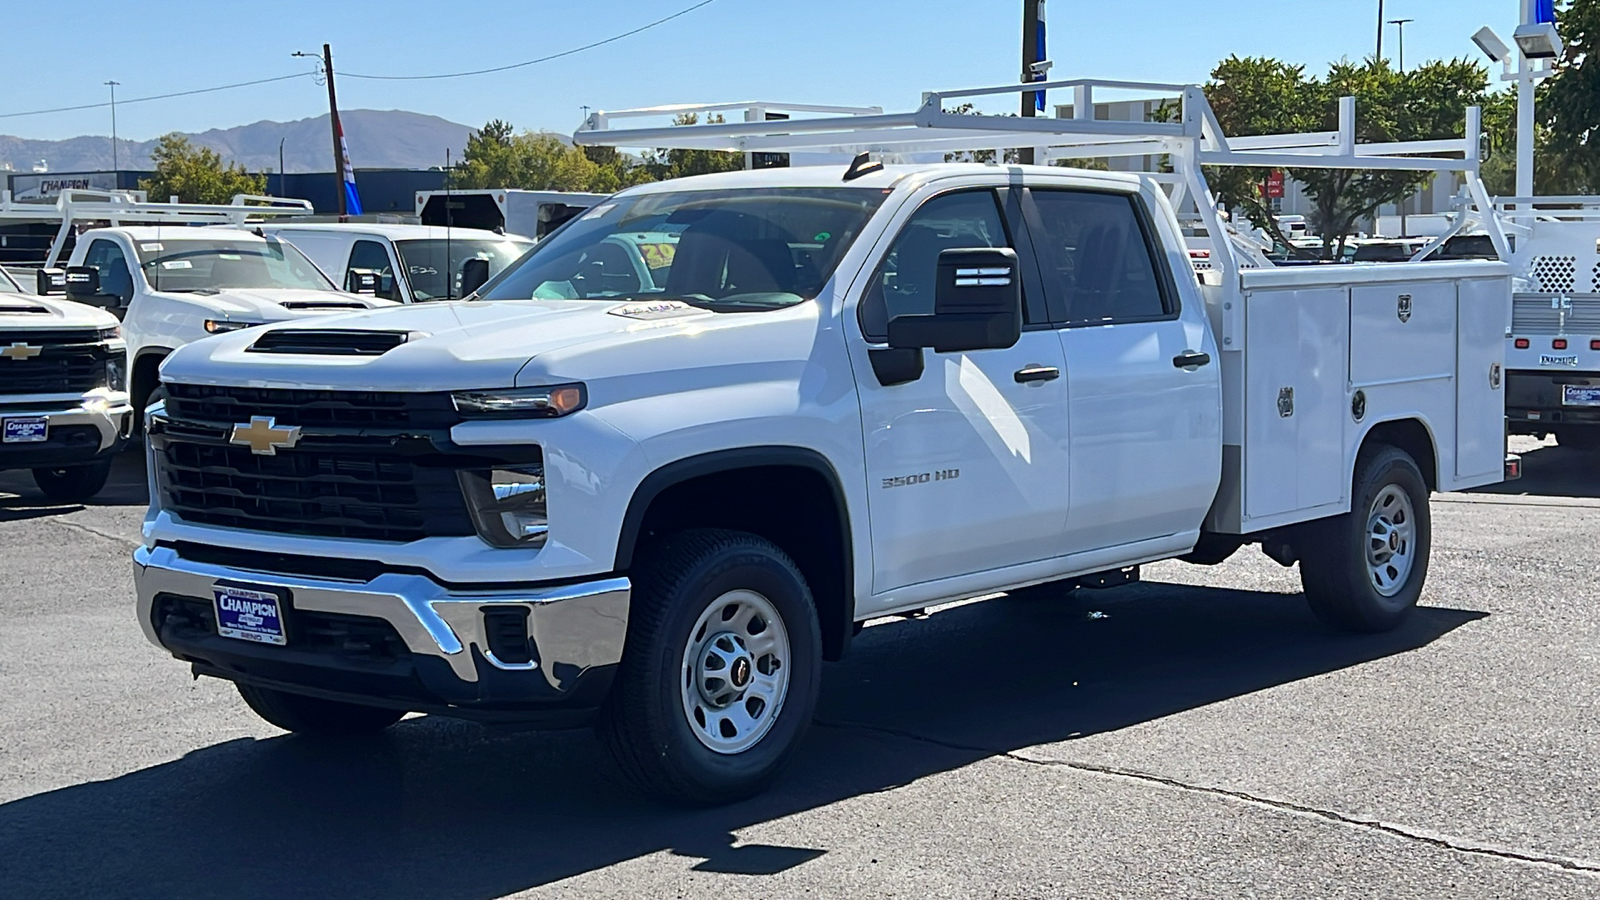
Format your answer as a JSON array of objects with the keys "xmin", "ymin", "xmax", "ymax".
[
  {"xmin": 0, "ymin": 396, "xmax": 131, "ymax": 467},
  {"xmin": 132, "ymin": 544, "xmax": 630, "ymax": 724}
]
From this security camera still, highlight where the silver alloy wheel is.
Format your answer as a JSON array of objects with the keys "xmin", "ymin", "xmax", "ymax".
[
  {"xmin": 1365, "ymin": 484, "xmax": 1417, "ymax": 598},
  {"xmin": 679, "ymin": 589, "xmax": 791, "ymax": 754}
]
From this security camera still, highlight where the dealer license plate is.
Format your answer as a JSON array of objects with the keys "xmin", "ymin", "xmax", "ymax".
[
  {"xmin": 2, "ymin": 417, "xmax": 47, "ymax": 443},
  {"xmin": 213, "ymin": 584, "xmax": 287, "ymax": 646},
  {"xmin": 1563, "ymin": 385, "xmax": 1600, "ymax": 407}
]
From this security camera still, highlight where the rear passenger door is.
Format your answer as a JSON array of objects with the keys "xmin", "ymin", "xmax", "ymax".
[{"xmin": 1025, "ymin": 186, "xmax": 1221, "ymax": 553}]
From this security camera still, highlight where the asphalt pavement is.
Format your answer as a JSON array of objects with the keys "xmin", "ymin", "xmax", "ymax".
[{"xmin": 1, "ymin": 438, "xmax": 1597, "ymax": 899}]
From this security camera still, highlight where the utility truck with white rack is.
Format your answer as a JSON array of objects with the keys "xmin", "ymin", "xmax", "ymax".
[
  {"xmin": 132, "ymin": 79, "xmax": 1513, "ymax": 804},
  {"xmin": 3, "ymin": 191, "xmax": 397, "ymax": 422},
  {"xmin": 0, "ymin": 265, "xmax": 129, "ymax": 500}
]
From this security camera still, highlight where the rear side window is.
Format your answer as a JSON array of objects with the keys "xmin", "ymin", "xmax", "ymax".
[
  {"xmin": 1028, "ymin": 190, "xmax": 1173, "ymax": 325},
  {"xmin": 347, "ymin": 240, "xmax": 395, "ymax": 295},
  {"xmin": 83, "ymin": 239, "xmax": 134, "ymax": 300},
  {"xmin": 860, "ymin": 190, "xmax": 1013, "ymax": 342}
]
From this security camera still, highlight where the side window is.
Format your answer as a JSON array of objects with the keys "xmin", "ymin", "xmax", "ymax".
[
  {"xmin": 83, "ymin": 239, "xmax": 133, "ymax": 301},
  {"xmin": 860, "ymin": 190, "xmax": 1013, "ymax": 342},
  {"xmin": 347, "ymin": 239, "xmax": 396, "ymax": 297},
  {"xmin": 1029, "ymin": 190, "xmax": 1173, "ymax": 326}
]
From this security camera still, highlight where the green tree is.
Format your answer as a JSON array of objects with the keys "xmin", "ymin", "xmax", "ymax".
[
  {"xmin": 638, "ymin": 114, "xmax": 746, "ymax": 180},
  {"xmin": 137, "ymin": 134, "xmax": 265, "ymax": 204},
  {"xmin": 1197, "ymin": 56, "xmax": 1493, "ymax": 256}
]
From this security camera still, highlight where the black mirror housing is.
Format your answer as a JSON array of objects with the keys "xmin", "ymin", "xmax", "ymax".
[
  {"xmin": 346, "ymin": 268, "xmax": 380, "ymax": 294},
  {"xmin": 35, "ymin": 268, "xmax": 66, "ymax": 295},
  {"xmin": 64, "ymin": 266, "xmax": 101, "ymax": 300},
  {"xmin": 460, "ymin": 257, "xmax": 491, "ymax": 296},
  {"xmin": 886, "ymin": 247, "xmax": 1023, "ymax": 353}
]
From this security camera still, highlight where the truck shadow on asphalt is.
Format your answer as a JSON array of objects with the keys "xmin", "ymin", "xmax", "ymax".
[
  {"xmin": 1473, "ymin": 440, "xmax": 1600, "ymax": 500},
  {"xmin": 0, "ymin": 584, "xmax": 1483, "ymax": 899},
  {"xmin": 0, "ymin": 448, "xmax": 147, "ymax": 521}
]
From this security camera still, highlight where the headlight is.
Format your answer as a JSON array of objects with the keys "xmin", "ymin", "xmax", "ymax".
[
  {"xmin": 459, "ymin": 462, "xmax": 549, "ymax": 548},
  {"xmin": 452, "ymin": 384, "xmax": 586, "ymax": 418},
  {"xmin": 204, "ymin": 319, "xmax": 262, "ymax": 334},
  {"xmin": 97, "ymin": 326, "xmax": 121, "ymax": 340},
  {"xmin": 104, "ymin": 354, "xmax": 126, "ymax": 391}
]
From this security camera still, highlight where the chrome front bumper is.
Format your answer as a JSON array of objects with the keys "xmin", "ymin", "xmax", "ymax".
[
  {"xmin": 0, "ymin": 397, "xmax": 131, "ymax": 457},
  {"xmin": 133, "ymin": 545, "xmax": 630, "ymax": 713}
]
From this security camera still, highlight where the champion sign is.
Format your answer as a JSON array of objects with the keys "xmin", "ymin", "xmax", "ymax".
[{"xmin": 213, "ymin": 586, "xmax": 286, "ymax": 645}]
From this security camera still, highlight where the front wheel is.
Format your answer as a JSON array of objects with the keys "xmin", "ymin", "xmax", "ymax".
[
  {"xmin": 1299, "ymin": 446, "xmax": 1431, "ymax": 633},
  {"xmin": 236, "ymin": 683, "xmax": 405, "ymax": 737},
  {"xmin": 31, "ymin": 458, "xmax": 114, "ymax": 503},
  {"xmin": 600, "ymin": 529, "xmax": 821, "ymax": 805}
]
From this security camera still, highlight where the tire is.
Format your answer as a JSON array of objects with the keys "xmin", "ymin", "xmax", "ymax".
[
  {"xmin": 236, "ymin": 683, "xmax": 404, "ymax": 737},
  {"xmin": 31, "ymin": 458, "xmax": 113, "ymax": 503},
  {"xmin": 1299, "ymin": 446, "xmax": 1431, "ymax": 633},
  {"xmin": 1556, "ymin": 426, "xmax": 1600, "ymax": 452},
  {"xmin": 600, "ymin": 528, "xmax": 822, "ymax": 805},
  {"xmin": 136, "ymin": 385, "xmax": 169, "ymax": 437}
]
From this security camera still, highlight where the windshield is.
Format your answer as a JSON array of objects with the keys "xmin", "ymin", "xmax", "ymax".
[
  {"xmin": 396, "ymin": 238, "xmax": 531, "ymax": 301},
  {"xmin": 477, "ymin": 188, "xmax": 889, "ymax": 310},
  {"xmin": 134, "ymin": 238, "xmax": 336, "ymax": 292}
]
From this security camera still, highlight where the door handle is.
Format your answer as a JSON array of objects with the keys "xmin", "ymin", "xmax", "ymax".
[
  {"xmin": 1014, "ymin": 365, "xmax": 1061, "ymax": 384},
  {"xmin": 1172, "ymin": 350, "xmax": 1212, "ymax": 370}
]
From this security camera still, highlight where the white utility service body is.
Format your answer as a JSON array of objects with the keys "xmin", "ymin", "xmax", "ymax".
[
  {"xmin": 0, "ymin": 266, "xmax": 129, "ymax": 500},
  {"xmin": 131, "ymin": 78, "xmax": 1512, "ymax": 804},
  {"xmin": 257, "ymin": 222, "xmax": 533, "ymax": 302}
]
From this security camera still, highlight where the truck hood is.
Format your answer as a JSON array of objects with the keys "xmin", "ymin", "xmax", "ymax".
[
  {"xmin": 0, "ymin": 292, "xmax": 120, "ymax": 330},
  {"xmin": 161, "ymin": 298, "xmax": 825, "ymax": 393},
  {"xmin": 157, "ymin": 288, "xmax": 396, "ymax": 322}
]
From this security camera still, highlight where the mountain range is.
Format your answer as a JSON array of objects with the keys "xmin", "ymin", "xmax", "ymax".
[{"xmin": 0, "ymin": 110, "xmax": 477, "ymax": 174}]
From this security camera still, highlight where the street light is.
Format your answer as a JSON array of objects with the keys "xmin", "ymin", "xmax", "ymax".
[
  {"xmin": 1472, "ymin": 22, "xmax": 1553, "ymax": 200},
  {"xmin": 104, "ymin": 80, "xmax": 120, "ymax": 171},
  {"xmin": 1389, "ymin": 19, "xmax": 1414, "ymax": 73}
]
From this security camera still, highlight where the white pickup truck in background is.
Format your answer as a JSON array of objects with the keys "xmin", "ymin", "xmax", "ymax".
[
  {"xmin": 0, "ymin": 266, "xmax": 129, "ymax": 500},
  {"xmin": 131, "ymin": 79, "xmax": 1513, "ymax": 805},
  {"xmin": 258, "ymin": 223, "xmax": 533, "ymax": 302}
]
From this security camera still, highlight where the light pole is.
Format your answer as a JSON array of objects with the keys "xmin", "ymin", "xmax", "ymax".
[
  {"xmin": 1376, "ymin": 0, "xmax": 1385, "ymax": 63},
  {"xmin": 1389, "ymin": 19, "xmax": 1414, "ymax": 72},
  {"xmin": 278, "ymin": 137, "xmax": 286, "ymax": 197},
  {"xmin": 104, "ymin": 80, "xmax": 120, "ymax": 171},
  {"xmin": 1473, "ymin": 3, "xmax": 1564, "ymax": 202}
]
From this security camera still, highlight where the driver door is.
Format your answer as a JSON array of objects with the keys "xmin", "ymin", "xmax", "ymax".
[{"xmin": 850, "ymin": 186, "xmax": 1070, "ymax": 600}]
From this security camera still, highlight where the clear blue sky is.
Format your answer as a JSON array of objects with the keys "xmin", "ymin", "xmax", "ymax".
[{"xmin": 0, "ymin": 0, "xmax": 1529, "ymax": 145}]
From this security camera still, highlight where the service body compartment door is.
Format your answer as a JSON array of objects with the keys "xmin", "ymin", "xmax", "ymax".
[
  {"xmin": 1350, "ymin": 281, "xmax": 1457, "ymax": 385},
  {"xmin": 1243, "ymin": 287, "xmax": 1349, "ymax": 521},
  {"xmin": 1456, "ymin": 277, "xmax": 1509, "ymax": 481}
]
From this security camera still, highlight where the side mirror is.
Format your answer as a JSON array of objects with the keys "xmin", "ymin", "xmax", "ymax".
[
  {"xmin": 35, "ymin": 268, "xmax": 66, "ymax": 295},
  {"xmin": 460, "ymin": 257, "xmax": 491, "ymax": 296},
  {"xmin": 345, "ymin": 268, "xmax": 379, "ymax": 294},
  {"xmin": 887, "ymin": 248, "xmax": 1023, "ymax": 353},
  {"xmin": 64, "ymin": 266, "xmax": 101, "ymax": 300}
]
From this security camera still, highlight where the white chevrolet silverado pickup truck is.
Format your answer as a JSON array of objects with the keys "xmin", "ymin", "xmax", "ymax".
[
  {"xmin": 131, "ymin": 82, "xmax": 1514, "ymax": 804},
  {"xmin": 0, "ymin": 266, "xmax": 129, "ymax": 499}
]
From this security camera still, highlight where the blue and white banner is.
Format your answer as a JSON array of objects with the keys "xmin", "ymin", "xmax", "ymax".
[
  {"xmin": 1032, "ymin": 0, "xmax": 1048, "ymax": 112},
  {"xmin": 338, "ymin": 119, "xmax": 363, "ymax": 216},
  {"xmin": 1533, "ymin": 0, "xmax": 1557, "ymax": 24}
]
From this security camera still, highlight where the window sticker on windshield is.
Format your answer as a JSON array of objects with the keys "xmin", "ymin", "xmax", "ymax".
[
  {"xmin": 583, "ymin": 203, "xmax": 617, "ymax": 220},
  {"xmin": 140, "ymin": 242, "xmax": 164, "ymax": 252},
  {"xmin": 638, "ymin": 243, "xmax": 676, "ymax": 270},
  {"xmin": 160, "ymin": 260, "xmax": 192, "ymax": 269},
  {"xmin": 217, "ymin": 253, "xmax": 242, "ymax": 260},
  {"xmin": 608, "ymin": 300, "xmax": 706, "ymax": 320}
]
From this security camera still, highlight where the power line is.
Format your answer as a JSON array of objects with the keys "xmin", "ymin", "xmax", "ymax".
[
  {"xmin": 0, "ymin": 72, "xmax": 310, "ymax": 121},
  {"xmin": 341, "ymin": 0, "xmax": 719, "ymax": 81}
]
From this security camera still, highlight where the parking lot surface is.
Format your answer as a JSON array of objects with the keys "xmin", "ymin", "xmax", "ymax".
[{"xmin": 1, "ymin": 438, "xmax": 1597, "ymax": 899}]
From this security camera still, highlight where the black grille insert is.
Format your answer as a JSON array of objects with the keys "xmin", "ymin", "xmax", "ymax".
[
  {"xmin": 248, "ymin": 328, "xmax": 408, "ymax": 355},
  {"xmin": 152, "ymin": 593, "xmax": 411, "ymax": 663},
  {"xmin": 157, "ymin": 439, "xmax": 475, "ymax": 542},
  {"xmin": 164, "ymin": 383, "xmax": 459, "ymax": 430},
  {"xmin": 0, "ymin": 330, "xmax": 111, "ymax": 396}
]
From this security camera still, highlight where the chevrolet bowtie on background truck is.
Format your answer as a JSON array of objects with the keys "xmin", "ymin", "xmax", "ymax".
[
  {"xmin": 132, "ymin": 80, "xmax": 1515, "ymax": 804},
  {"xmin": 0, "ymin": 266, "xmax": 128, "ymax": 500}
]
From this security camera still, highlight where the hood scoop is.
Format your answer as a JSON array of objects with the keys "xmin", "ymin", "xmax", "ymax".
[
  {"xmin": 0, "ymin": 304, "xmax": 50, "ymax": 314},
  {"xmin": 248, "ymin": 328, "xmax": 411, "ymax": 356},
  {"xmin": 279, "ymin": 300, "xmax": 372, "ymax": 310}
]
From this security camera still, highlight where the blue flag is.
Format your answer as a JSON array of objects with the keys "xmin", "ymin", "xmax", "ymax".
[
  {"xmin": 338, "ymin": 119, "xmax": 363, "ymax": 216},
  {"xmin": 1535, "ymin": 0, "xmax": 1556, "ymax": 24},
  {"xmin": 1032, "ymin": 0, "xmax": 1048, "ymax": 112}
]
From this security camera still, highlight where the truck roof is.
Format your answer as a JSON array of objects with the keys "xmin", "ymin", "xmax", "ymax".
[
  {"xmin": 96, "ymin": 226, "xmax": 280, "ymax": 243},
  {"xmin": 259, "ymin": 222, "xmax": 534, "ymax": 243},
  {"xmin": 612, "ymin": 163, "xmax": 1147, "ymax": 196}
]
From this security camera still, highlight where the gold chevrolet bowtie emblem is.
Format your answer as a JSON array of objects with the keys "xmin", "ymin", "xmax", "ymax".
[
  {"xmin": 229, "ymin": 416, "xmax": 302, "ymax": 456},
  {"xmin": 0, "ymin": 342, "xmax": 41, "ymax": 360}
]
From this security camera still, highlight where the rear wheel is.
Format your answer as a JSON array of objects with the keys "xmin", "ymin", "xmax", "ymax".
[
  {"xmin": 31, "ymin": 458, "xmax": 113, "ymax": 503},
  {"xmin": 236, "ymin": 683, "xmax": 404, "ymax": 737},
  {"xmin": 600, "ymin": 529, "xmax": 821, "ymax": 805},
  {"xmin": 1556, "ymin": 425, "xmax": 1600, "ymax": 452},
  {"xmin": 1299, "ymin": 446, "xmax": 1431, "ymax": 633}
]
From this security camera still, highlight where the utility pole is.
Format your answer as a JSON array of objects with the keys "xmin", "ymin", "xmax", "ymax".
[
  {"xmin": 296, "ymin": 44, "xmax": 348, "ymax": 220},
  {"xmin": 105, "ymin": 81, "xmax": 120, "ymax": 171},
  {"xmin": 1376, "ymin": 0, "xmax": 1385, "ymax": 63},
  {"xmin": 1020, "ymin": 0, "xmax": 1043, "ymax": 165},
  {"xmin": 1390, "ymin": 19, "xmax": 1413, "ymax": 73}
]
